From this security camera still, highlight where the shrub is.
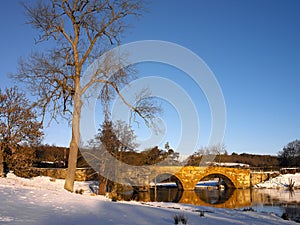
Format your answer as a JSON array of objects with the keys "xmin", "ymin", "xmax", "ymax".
[
  {"xmin": 199, "ymin": 210, "xmax": 205, "ymax": 217},
  {"xmin": 174, "ymin": 214, "xmax": 188, "ymax": 224},
  {"xmin": 281, "ymin": 212, "xmax": 289, "ymax": 220},
  {"xmin": 75, "ymin": 189, "xmax": 84, "ymax": 195}
]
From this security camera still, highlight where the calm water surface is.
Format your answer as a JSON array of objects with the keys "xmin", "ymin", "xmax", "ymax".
[{"xmin": 125, "ymin": 188, "xmax": 300, "ymax": 223}]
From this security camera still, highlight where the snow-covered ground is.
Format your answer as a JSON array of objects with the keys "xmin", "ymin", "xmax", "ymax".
[
  {"xmin": 255, "ymin": 173, "xmax": 300, "ymax": 189},
  {"xmin": 0, "ymin": 173, "xmax": 297, "ymax": 225}
]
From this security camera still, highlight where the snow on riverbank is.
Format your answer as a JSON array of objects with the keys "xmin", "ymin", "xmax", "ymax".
[
  {"xmin": 255, "ymin": 173, "xmax": 300, "ymax": 189},
  {"xmin": 0, "ymin": 173, "xmax": 297, "ymax": 225}
]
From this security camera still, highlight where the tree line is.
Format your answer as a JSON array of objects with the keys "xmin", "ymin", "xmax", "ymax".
[{"xmin": 187, "ymin": 151, "xmax": 280, "ymax": 168}]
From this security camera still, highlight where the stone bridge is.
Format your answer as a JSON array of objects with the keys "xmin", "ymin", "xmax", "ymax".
[
  {"xmin": 121, "ymin": 166, "xmax": 252, "ymax": 190},
  {"xmin": 27, "ymin": 166, "xmax": 278, "ymax": 191}
]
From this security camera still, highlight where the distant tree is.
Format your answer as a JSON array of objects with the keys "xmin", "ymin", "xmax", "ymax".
[
  {"xmin": 278, "ymin": 140, "xmax": 300, "ymax": 167},
  {"xmin": 112, "ymin": 120, "xmax": 139, "ymax": 153},
  {"xmin": 96, "ymin": 119, "xmax": 138, "ymax": 156},
  {"xmin": 14, "ymin": 0, "xmax": 161, "ymax": 192},
  {"xmin": 209, "ymin": 144, "xmax": 226, "ymax": 163},
  {"xmin": 186, "ymin": 144, "xmax": 226, "ymax": 166},
  {"xmin": 187, "ymin": 149, "xmax": 280, "ymax": 168},
  {"xmin": 167, "ymin": 149, "xmax": 180, "ymax": 165},
  {"xmin": 94, "ymin": 118, "xmax": 138, "ymax": 195},
  {"xmin": 141, "ymin": 146, "xmax": 168, "ymax": 165},
  {"xmin": 0, "ymin": 87, "xmax": 43, "ymax": 177},
  {"xmin": 163, "ymin": 142, "xmax": 180, "ymax": 165},
  {"xmin": 99, "ymin": 119, "xmax": 120, "ymax": 155},
  {"xmin": 35, "ymin": 144, "xmax": 68, "ymax": 167}
]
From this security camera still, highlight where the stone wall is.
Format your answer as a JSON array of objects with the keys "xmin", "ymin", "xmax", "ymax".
[
  {"xmin": 16, "ymin": 167, "xmax": 98, "ymax": 181},
  {"xmin": 250, "ymin": 171, "xmax": 280, "ymax": 186}
]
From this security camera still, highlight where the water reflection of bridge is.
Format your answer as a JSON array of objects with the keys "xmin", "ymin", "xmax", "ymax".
[
  {"xmin": 178, "ymin": 189, "xmax": 251, "ymax": 208},
  {"xmin": 130, "ymin": 188, "xmax": 252, "ymax": 209},
  {"xmin": 130, "ymin": 188, "xmax": 300, "ymax": 209}
]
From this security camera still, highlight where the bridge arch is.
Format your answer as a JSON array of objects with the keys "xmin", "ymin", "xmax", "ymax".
[
  {"xmin": 198, "ymin": 173, "xmax": 236, "ymax": 189},
  {"xmin": 152, "ymin": 173, "xmax": 184, "ymax": 190}
]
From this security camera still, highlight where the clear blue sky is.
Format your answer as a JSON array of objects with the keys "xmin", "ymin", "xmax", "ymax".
[{"xmin": 0, "ymin": 0, "xmax": 299, "ymax": 155}]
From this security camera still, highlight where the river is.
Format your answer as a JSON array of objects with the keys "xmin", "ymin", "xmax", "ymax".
[{"xmin": 122, "ymin": 187, "xmax": 300, "ymax": 223}]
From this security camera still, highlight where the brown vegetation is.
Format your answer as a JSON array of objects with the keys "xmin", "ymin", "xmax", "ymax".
[
  {"xmin": 0, "ymin": 87, "xmax": 43, "ymax": 177},
  {"xmin": 187, "ymin": 152, "xmax": 280, "ymax": 168}
]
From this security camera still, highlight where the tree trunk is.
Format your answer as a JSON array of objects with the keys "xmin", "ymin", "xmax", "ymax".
[
  {"xmin": 98, "ymin": 175, "xmax": 108, "ymax": 195},
  {"xmin": 64, "ymin": 87, "xmax": 82, "ymax": 192},
  {"xmin": 0, "ymin": 148, "xmax": 4, "ymax": 178},
  {"xmin": 64, "ymin": 140, "xmax": 78, "ymax": 192}
]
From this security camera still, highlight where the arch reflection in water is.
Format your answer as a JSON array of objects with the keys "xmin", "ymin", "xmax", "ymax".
[
  {"xmin": 194, "ymin": 188, "xmax": 235, "ymax": 205},
  {"xmin": 150, "ymin": 188, "xmax": 182, "ymax": 203},
  {"xmin": 120, "ymin": 188, "xmax": 252, "ymax": 209},
  {"xmin": 178, "ymin": 189, "xmax": 251, "ymax": 208},
  {"xmin": 120, "ymin": 172, "xmax": 252, "ymax": 208}
]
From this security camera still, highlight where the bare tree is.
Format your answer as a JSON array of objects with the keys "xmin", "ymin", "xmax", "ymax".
[
  {"xmin": 0, "ymin": 87, "xmax": 43, "ymax": 177},
  {"xmin": 186, "ymin": 143, "xmax": 226, "ymax": 166},
  {"xmin": 13, "ymin": 0, "xmax": 160, "ymax": 192}
]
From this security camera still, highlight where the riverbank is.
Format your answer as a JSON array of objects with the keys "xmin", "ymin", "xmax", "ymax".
[
  {"xmin": 0, "ymin": 173, "xmax": 298, "ymax": 225},
  {"xmin": 255, "ymin": 173, "xmax": 300, "ymax": 189}
]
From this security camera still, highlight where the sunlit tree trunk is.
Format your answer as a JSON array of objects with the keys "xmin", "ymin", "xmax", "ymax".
[
  {"xmin": 98, "ymin": 175, "xmax": 108, "ymax": 195},
  {"xmin": 64, "ymin": 130, "xmax": 79, "ymax": 191},
  {"xmin": 64, "ymin": 75, "xmax": 82, "ymax": 192},
  {"xmin": 0, "ymin": 148, "xmax": 4, "ymax": 178}
]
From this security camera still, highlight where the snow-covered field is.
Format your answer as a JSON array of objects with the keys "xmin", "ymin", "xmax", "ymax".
[
  {"xmin": 0, "ymin": 173, "xmax": 298, "ymax": 225},
  {"xmin": 255, "ymin": 173, "xmax": 300, "ymax": 189}
]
